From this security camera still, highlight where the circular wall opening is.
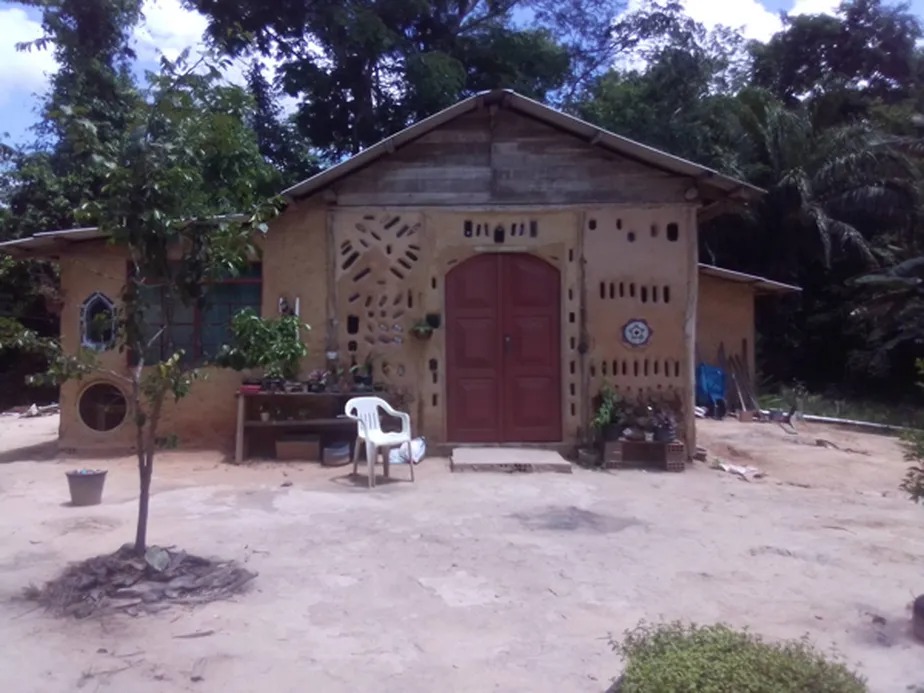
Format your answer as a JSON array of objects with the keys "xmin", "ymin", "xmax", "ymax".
[{"xmin": 78, "ymin": 383, "xmax": 128, "ymax": 432}]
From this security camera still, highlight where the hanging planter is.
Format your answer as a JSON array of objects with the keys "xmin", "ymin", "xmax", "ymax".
[{"xmin": 410, "ymin": 320, "xmax": 435, "ymax": 340}]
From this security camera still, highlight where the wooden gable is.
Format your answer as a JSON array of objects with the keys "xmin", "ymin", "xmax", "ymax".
[{"xmin": 330, "ymin": 108, "xmax": 691, "ymax": 207}]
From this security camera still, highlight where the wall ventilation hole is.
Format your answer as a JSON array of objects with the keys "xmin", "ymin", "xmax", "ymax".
[
  {"xmin": 493, "ymin": 225, "xmax": 505, "ymax": 244},
  {"xmin": 621, "ymin": 361, "xmax": 627, "ymax": 376},
  {"xmin": 407, "ymin": 290, "xmax": 414, "ymax": 309},
  {"xmin": 570, "ymin": 402, "xmax": 576, "ymax": 417},
  {"xmin": 432, "ymin": 371, "xmax": 438, "ymax": 385},
  {"xmin": 643, "ymin": 359, "xmax": 649, "ymax": 376},
  {"xmin": 652, "ymin": 286, "xmax": 659, "ymax": 303},
  {"xmin": 348, "ymin": 293, "xmax": 360, "ymax": 304},
  {"xmin": 619, "ymin": 282, "xmax": 625, "ymax": 298},
  {"xmin": 599, "ymin": 282, "xmax": 605, "ymax": 300},
  {"xmin": 570, "ymin": 361, "xmax": 576, "ymax": 375},
  {"xmin": 616, "ymin": 218, "xmax": 623, "ymax": 230},
  {"xmin": 629, "ymin": 283, "xmax": 636, "ymax": 298},
  {"xmin": 529, "ymin": 220, "xmax": 538, "ymax": 238},
  {"xmin": 633, "ymin": 361, "xmax": 640, "ymax": 377},
  {"xmin": 353, "ymin": 268, "xmax": 372, "ymax": 283},
  {"xmin": 640, "ymin": 286, "xmax": 648, "ymax": 303},
  {"xmin": 431, "ymin": 277, "xmax": 437, "ymax": 290},
  {"xmin": 602, "ymin": 361, "xmax": 608, "ymax": 376},
  {"xmin": 667, "ymin": 223, "xmax": 679, "ymax": 242},
  {"xmin": 570, "ymin": 336, "xmax": 576, "ymax": 349},
  {"xmin": 654, "ymin": 360, "xmax": 660, "ymax": 375},
  {"xmin": 429, "ymin": 358, "xmax": 438, "ymax": 371},
  {"xmin": 627, "ymin": 231, "xmax": 636, "ymax": 243},
  {"xmin": 568, "ymin": 288, "xmax": 574, "ymax": 301},
  {"xmin": 464, "ymin": 220, "xmax": 473, "ymax": 237},
  {"xmin": 569, "ymin": 383, "xmax": 576, "ymax": 396},
  {"xmin": 348, "ymin": 340, "xmax": 358, "ymax": 352},
  {"xmin": 651, "ymin": 224, "xmax": 659, "ymax": 238},
  {"xmin": 664, "ymin": 360, "xmax": 671, "ymax": 376},
  {"xmin": 588, "ymin": 219, "xmax": 597, "ymax": 230},
  {"xmin": 674, "ymin": 361, "xmax": 681, "ymax": 378},
  {"xmin": 432, "ymin": 394, "xmax": 438, "ymax": 407},
  {"xmin": 568, "ymin": 248, "xmax": 574, "ymax": 262},
  {"xmin": 611, "ymin": 360, "xmax": 618, "ymax": 375},
  {"xmin": 569, "ymin": 312, "xmax": 576, "ymax": 324},
  {"xmin": 663, "ymin": 286, "xmax": 671, "ymax": 303},
  {"xmin": 385, "ymin": 244, "xmax": 392, "ymax": 256},
  {"xmin": 590, "ymin": 364, "xmax": 597, "ymax": 377},
  {"xmin": 346, "ymin": 315, "xmax": 360, "ymax": 335},
  {"xmin": 342, "ymin": 252, "xmax": 360, "ymax": 271},
  {"xmin": 609, "ymin": 282, "xmax": 615, "ymax": 299}
]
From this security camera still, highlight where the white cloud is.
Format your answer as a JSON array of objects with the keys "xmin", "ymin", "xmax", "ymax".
[
  {"xmin": 133, "ymin": 0, "xmax": 210, "ymax": 65},
  {"xmin": 0, "ymin": 7, "xmax": 57, "ymax": 107},
  {"xmin": 682, "ymin": 0, "xmax": 784, "ymax": 42},
  {"xmin": 789, "ymin": 0, "xmax": 840, "ymax": 16}
]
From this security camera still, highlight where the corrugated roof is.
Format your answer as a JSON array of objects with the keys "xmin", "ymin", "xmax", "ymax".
[
  {"xmin": 699, "ymin": 264, "xmax": 801, "ymax": 294},
  {"xmin": 282, "ymin": 89, "xmax": 765, "ymax": 202}
]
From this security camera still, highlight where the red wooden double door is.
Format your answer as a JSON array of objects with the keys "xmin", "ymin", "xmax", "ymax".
[{"xmin": 445, "ymin": 253, "xmax": 562, "ymax": 443}]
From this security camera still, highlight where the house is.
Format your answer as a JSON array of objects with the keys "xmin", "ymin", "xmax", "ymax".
[{"xmin": 1, "ymin": 90, "xmax": 798, "ymax": 456}]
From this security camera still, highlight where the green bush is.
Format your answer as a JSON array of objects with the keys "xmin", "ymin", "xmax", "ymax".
[{"xmin": 611, "ymin": 622, "xmax": 866, "ymax": 693}]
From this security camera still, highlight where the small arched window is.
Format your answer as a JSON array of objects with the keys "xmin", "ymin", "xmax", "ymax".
[{"xmin": 80, "ymin": 292, "xmax": 116, "ymax": 351}]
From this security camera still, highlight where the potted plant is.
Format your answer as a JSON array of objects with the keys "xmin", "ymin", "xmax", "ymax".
[
  {"xmin": 650, "ymin": 404, "xmax": 678, "ymax": 443},
  {"xmin": 592, "ymin": 385, "xmax": 627, "ymax": 442},
  {"xmin": 306, "ymin": 369, "xmax": 330, "ymax": 393},
  {"xmin": 216, "ymin": 308, "xmax": 309, "ymax": 390},
  {"xmin": 350, "ymin": 353, "xmax": 375, "ymax": 390}
]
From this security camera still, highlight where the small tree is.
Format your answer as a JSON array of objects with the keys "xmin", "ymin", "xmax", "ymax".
[{"xmin": 34, "ymin": 53, "xmax": 281, "ymax": 555}]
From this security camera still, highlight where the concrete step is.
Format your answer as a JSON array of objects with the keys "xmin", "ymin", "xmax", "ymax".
[{"xmin": 449, "ymin": 447, "xmax": 572, "ymax": 474}]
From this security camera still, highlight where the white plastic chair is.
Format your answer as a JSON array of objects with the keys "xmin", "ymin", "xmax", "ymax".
[{"xmin": 344, "ymin": 396, "xmax": 414, "ymax": 487}]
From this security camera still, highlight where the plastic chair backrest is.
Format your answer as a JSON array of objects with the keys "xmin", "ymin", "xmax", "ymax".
[{"xmin": 345, "ymin": 396, "xmax": 386, "ymax": 435}]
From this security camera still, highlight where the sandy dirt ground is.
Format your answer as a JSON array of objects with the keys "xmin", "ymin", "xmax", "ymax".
[{"xmin": 0, "ymin": 414, "xmax": 921, "ymax": 693}]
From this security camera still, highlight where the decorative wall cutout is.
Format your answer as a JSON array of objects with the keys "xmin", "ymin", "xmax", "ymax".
[
  {"xmin": 335, "ymin": 213, "xmax": 425, "ymax": 391},
  {"xmin": 462, "ymin": 219, "xmax": 539, "ymax": 240},
  {"xmin": 80, "ymin": 292, "xmax": 116, "ymax": 351},
  {"xmin": 78, "ymin": 382, "xmax": 127, "ymax": 432}
]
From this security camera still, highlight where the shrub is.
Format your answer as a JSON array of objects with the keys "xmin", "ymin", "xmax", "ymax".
[{"xmin": 611, "ymin": 622, "xmax": 867, "ymax": 693}]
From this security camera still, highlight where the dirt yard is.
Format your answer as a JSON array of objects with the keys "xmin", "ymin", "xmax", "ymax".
[{"xmin": 0, "ymin": 414, "xmax": 921, "ymax": 693}]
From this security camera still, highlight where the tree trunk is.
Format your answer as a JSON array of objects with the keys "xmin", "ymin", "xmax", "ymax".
[
  {"xmin": 131, "ymin": 365, "xmax": 166, "ymax": 556},
  {"xmin": 134, "ymin": 451, "xmax": 152, "ymax": 553}
]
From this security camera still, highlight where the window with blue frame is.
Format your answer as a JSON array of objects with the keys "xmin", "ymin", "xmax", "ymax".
[{"xmin": 136, "ymin": 264, "xmax": 262, "ymax": 364}]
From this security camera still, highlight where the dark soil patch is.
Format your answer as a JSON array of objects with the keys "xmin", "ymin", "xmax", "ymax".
[{"xmin": 25, "ymin": 545, "xmax": 256, "ymax": 618}]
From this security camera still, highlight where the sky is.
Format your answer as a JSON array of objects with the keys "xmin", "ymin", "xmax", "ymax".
[{"xmin": 1, "ymin": 0, "xmax": 923, "ymax": 145}]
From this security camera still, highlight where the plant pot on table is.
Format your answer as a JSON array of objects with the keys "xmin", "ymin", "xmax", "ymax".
[
  {"xmin": 66, "ymin": 469, "xmax": 107, "ymax": 506},
  {"xmin": 601, "ymin": 423, "xmax": 623, "ymax": 442}
]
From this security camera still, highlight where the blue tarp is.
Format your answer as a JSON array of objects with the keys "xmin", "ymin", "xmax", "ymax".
[{"xmin": 696, "ymin": 364, "xmax": 726, "ymax": 410}]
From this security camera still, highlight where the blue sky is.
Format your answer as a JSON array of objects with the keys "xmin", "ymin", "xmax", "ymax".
[{"xmin": 1, "ymin": 0, "xmax": 923, "ymax": 146}]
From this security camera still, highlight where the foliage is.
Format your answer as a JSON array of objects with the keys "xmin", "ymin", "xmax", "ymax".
[
  {"xmin": 612, "ymin": 621, "xmax": 867, "ymax": 693},
  {"xmin": 592, "ymin": 384, "xmax": 626, "ymax": 430},
  {"xmin": 215, "ymin": 308, "xmax": 309, "ymax": 380},
  {"xmin": 190, "ymin": 0, "xmax": 622, "ymax": 159}
]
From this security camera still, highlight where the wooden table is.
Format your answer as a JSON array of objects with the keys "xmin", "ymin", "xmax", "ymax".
[{"xmin": 234, "ymin": 391, "xmax": 358, "ymax": 463}]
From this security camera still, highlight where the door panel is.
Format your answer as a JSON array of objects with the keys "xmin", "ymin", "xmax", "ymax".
[
  {"xmin": 446, "ymin": 253, "xmax": 562, "ymax": 443},
  {"xmin": 445, "ymin": 255, "xmax": 502, "ymax": 442},
  {"xmin": 500, "ymin": 255, "xmax": 561, "ymax": 442}
]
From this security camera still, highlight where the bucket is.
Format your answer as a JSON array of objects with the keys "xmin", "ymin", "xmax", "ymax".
[{"xmin": 66, "ymin": 469, "xmax": 107, "ymax": 506}]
